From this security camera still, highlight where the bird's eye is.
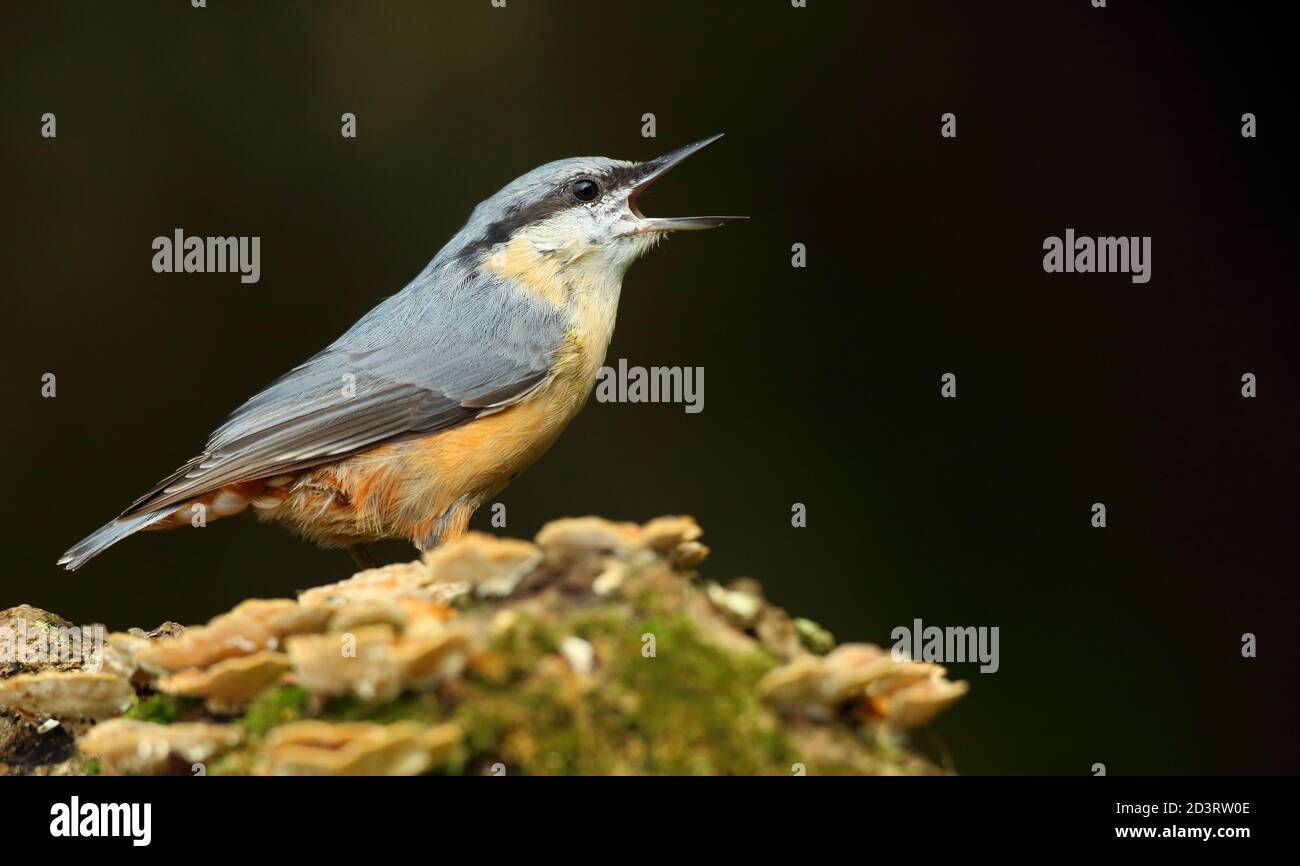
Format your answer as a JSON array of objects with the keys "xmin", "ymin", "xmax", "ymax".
[{"xmin": 569, "ymin": 177, "xmax": 601, "ymax": 203}]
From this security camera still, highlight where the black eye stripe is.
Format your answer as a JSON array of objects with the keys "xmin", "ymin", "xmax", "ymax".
[{"xmin": 460, "ymin": 173, "xmax": 610, "ymax": 259}]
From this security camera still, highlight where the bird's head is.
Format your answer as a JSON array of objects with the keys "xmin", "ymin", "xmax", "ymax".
[{"xmin": 448, "ymin": 135, "xmax": 745, "ymax": 281}]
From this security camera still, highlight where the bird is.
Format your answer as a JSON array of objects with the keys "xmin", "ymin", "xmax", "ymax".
[{"xmin": 58, "ymin": 135, "xmax": 744, "ymax": 571}]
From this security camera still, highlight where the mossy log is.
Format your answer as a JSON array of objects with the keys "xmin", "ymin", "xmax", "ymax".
[{"xmin": 0, "ymin": 517, "xmax": 965, "ymax": 776}]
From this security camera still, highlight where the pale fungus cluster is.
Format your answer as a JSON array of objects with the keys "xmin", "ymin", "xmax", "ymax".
[
  {"xmin": 758, "ymin": 643, "xmax": 970, "ymax": 729},
  {"xmin": 77, "ymin": 719, "xmax": 245, "ymax": 775},
  {"xmin": 0, "ymin": 516, "xmax": 967, "ymax": 776},
  {"xmin": 262, "ymin": 720, "xmax": 460, "ymax": 776}
]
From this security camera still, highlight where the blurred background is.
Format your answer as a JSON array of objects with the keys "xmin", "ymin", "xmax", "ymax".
[{"xmin": 3, "ymin": 1, "xmax": 1295, "ymax": 774}]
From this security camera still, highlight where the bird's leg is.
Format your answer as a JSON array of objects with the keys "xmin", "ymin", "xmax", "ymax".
[{"xmin": 347, "ymin": 543, "xmax": 377, "ymax": 571}]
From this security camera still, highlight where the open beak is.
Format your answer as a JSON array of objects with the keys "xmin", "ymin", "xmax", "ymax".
[{"xmin": 625, "ymin": 134, "xmax": 748, "ymax": 233}]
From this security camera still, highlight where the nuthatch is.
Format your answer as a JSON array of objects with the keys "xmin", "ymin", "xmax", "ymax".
[{"xmin": 59, "ymin": 135, "xmax": 744, "ymax": 571}]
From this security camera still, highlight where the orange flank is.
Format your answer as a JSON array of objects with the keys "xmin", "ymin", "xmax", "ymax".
[{"xmin": 159, "ymin": 345, "xmax": 603, "ymax": 552}]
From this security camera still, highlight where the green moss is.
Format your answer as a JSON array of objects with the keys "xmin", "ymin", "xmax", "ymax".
[
  {"xmin": 569, "ymin": 610, "xmax": 629, "ymax": 642},
  {"xmin": 239, "ymin": 686, "xmax": 311, "ymax": 737},
  {"xmin": 629, "ymin": 586, "xmax": 670, "ymax": 618},
  {"xmin": 485, "ymin": 615, "xmax": 561, "ymax": 677},
  {"xmin": 448, "ymin": 605, "xmax": 797, "ymax": 775},
  {"xmin": 122, "ymin": 694, "xmax": 201, "ymax": 725},
  {"xmin": 323, "ymin": 692, "xmax": 440, "ymax": 725},
  {"xmin": 606, "ymin": 613, "xmax": 793, "ymax": 774}
]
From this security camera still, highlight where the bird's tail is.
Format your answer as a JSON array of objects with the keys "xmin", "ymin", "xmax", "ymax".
[{"xmin": 58, "ymin": 510, "xmax": 174, "ymax": 571}]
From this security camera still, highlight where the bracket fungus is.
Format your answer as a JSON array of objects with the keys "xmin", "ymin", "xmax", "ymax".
[
  {"xmin": 287, "ymin": 624, "xmax": 470, "ymax": 702},
  {"xmin": 261, "ymin": 720, "xmax": 461, "ymax": 776},
  {"xmin": 2, "ymin": 516, "xmax": 966, "ymax": 775},
  {"xmin": 424, "ymin": 532, "xmax": 543, "ymax": 598},
  {"xmin": 298, "ymin": 560, "xmax": 435, "ymax": 607},
  {"xmin": 156, "ymin": 651, "xmax": 293, "ymax": 714},
  {"xmin": 134, "ymin": 599, "xmax": 331, "ymax": 675},
  {"xmin": 0, "ymin": 672, "xmax": 134, "ymax": 721},
  {"xmin": 757, "ymin": 643, "xmax": 969, "ymax": 730},
  {"xmin": 79, "ymin": 718, "xmax": 244, "ymax": 775},
  {"xmin": 534, "ymin": 515, "xmax": 644, "ymax": 557}
]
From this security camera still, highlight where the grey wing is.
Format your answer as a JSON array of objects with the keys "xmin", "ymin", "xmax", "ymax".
[{"xmin": 121, "ymin": 266, "xmax": 567, "ymax": 517}]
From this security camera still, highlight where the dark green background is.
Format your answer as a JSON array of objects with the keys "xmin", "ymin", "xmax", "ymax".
[{"xmin": 3, "ymin": 1, "xmax": 1295, "ymax": 775}]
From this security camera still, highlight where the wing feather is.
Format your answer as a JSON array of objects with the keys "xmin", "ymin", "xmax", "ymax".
[{"xmin": 121, "ymin": 265, "xmax": 568, "ymax": 517}]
